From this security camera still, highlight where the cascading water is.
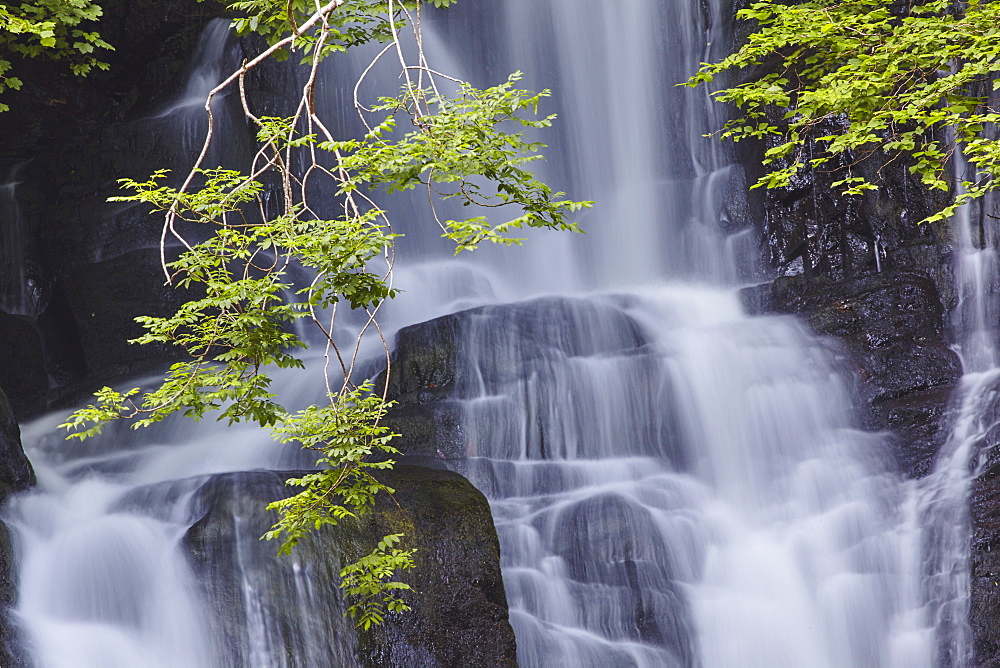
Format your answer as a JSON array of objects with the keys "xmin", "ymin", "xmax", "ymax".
[
  {"xmin": 909, "ymin": 150, "xmax": 1000, "ymax": 666},
  {"xmin": 410, "ymin": 0, "xmax": 943, "ymax": 665},
  {"xmin": 2, "ymin": 0, "xmax": 986, "ymax": 666},
  {"xmin": 7, "ymin": 367, "xmax": 353, "ymax": 667},
  {"xmin": 453, "ymin": 289, "xmax": 931, "ymax": 666}
]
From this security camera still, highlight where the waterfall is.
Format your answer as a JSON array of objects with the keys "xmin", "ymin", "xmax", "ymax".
[
  {"xmin": 402, "ymin": 0, "xmax": 940, "ymax": 664},
  {"xmin": 445, "ymin": 289, "xmax": 929, "ymax": 666},
  {"xmin": 909, "ymin": 146, "xmax": 1000, "ymax": 666},
  {"xmin": 150, "ymin": 18, "xmax": 240, "ymax": 160},
  {"xmin": 3, "ymin": 0, "xmax": 985, "ymax": 666}
]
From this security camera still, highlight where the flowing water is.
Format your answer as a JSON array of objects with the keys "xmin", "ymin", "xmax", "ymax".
[
  {"xmin": 908, "ymin": 152, "xmax": 1000, "ymax": 666},
  {"xmin": 4, "ymin": 0, "xmax": 991, "ymax": 665}
]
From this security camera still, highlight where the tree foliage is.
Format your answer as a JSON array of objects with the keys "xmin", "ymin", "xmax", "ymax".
[
  {"xmin": 0, "ymin": 0, "xmax": 111, "ymax": 112},
  {"xmin": 689, "ymin": 0, "xmax": 1000, "ymax": 222},
  {"xmin": 59, "ymin": 0, "xmax": 590, "ymax": 626}
]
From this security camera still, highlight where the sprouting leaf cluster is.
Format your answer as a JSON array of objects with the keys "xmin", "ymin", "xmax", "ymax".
[
  {"xmin": 339, "ymin": 533, "xmax": 415, "ymax": 629},
  {"xmin": 59, "ymin": 0, "xmax": 589, "ymax": 629},
  {"xmin": 334, "ymin": 72, "xmax": 590, "ymax": 251},
  {"xmin": 688, "ymin": 0, "xmax": 1000, "ymax": 222},
  {"xmin": 0, "ymin": 0, "xmax": 112, "ymax": 112}
]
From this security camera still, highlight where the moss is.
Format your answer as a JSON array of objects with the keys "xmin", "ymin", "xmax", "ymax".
[
  {"xmin": 180, "ymin": 466, "xmax": 516, "ymax": 666},
  {"xmin": 356, "ymin": 465, "xmax": 516, "ymax": 667}
]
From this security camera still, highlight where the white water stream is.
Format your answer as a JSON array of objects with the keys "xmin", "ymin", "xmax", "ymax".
[{"xmin": 3, "ymin": 0, "xmax": 989, "ymax": 666}]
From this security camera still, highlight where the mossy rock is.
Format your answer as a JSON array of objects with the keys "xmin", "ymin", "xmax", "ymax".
[{"xmin": 181, "ymin": 465, "xmax": 516, "ymax": 667}]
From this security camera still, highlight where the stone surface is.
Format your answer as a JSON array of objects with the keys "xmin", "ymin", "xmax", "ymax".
[
  {"xmin": 969, "ymin": 377, "xmax": 1000, "ymax": 668},
  {"xmin": 742, "ymin": 270, "xmax": 960, "ymax": 478},
  {"xmin": 0, "ymin": 0, "xmax": 236, "ymax": 417},
  {"xmin": 0, "ymin": 522, "xmax": 24, "ymax": 667},
  {"xmin": 0, "ymin": 388, "xmax": 35, "ymax": 502},
  {"xmin": 182, "ymin": 466, "xmax": 517, "ymax": 667},
  {"xmin": 973, "ymin": 451, "xmax": 1000, "ymax": 666},
  {"xmin": 357, "ymin": 465, "xmax": 517, "ymax": 668},
  {"xmin": 0, "ymin": 314, "xmax": 48, "ymax": 417},
  {"xmin": 750, "ymin": 115, "xmax": 954, "ymax": 294},
  {"xmin": 0, "ymin": 387, "xmax": 34, "ymax": 666}
]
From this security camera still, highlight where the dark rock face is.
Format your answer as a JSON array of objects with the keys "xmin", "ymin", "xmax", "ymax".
[
  {"xmin": 0, "ymin": 0, "xmax": 233, "ymax": 419},
  {"xmin": 742, "ymin": 270, "xmax": 960, "ymax": 478},
  {"xmin": 377, "ymin": 313, "xmax": 467, "ymax": 464},
  {"xmin": 754, "ymin": 116, "xmax": 954, "ymax": 293},
  {"xmin": 0, "ymin": 389, "xmax": 35, "ymax": 502},
  {"xmin": 182, "ymin": 467, "xmax": 517, "ymax": 667},
  {"xmin": 0, "ymin": 387, "xmax": 34, "ymax": 666},
  {"xmin": 0, "ymin": 522, "xmax": 23, "ymax": 668},
  {"xmin": 0, "ymin": 314, "xmax": 48, "ymax": 417},
  {"xmin": 972, "ymin": 394, "xmax": 1000, "ymax": 668},
  {"xmin": 60, "ymin": 249, "xmax": 197, "ymax": 384}
]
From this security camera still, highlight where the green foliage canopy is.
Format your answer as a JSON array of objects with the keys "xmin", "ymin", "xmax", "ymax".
[
  {"xmin": 0, "ymin": 0, "xmax": 111, "ymax": 112},
  {"xmin": 689, "ymin": 0, "xmax": 1000, "ymax": 222}
]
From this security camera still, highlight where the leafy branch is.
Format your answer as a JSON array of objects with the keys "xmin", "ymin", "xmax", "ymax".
[
  {"xmin": 687, "ymin": 0, "xmax": 1000, "ymax": 222},
  {"xmin": 60, "ymin": 0, "xmax": 589, "ymax": 627},
  {"xmin": 0, "ymin": 0, "xmax": 112, "ymax": 112}
]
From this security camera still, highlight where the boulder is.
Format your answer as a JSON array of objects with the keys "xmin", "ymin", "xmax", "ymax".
[{"xmin": 182, "ymin": 466, "xmax": 517, "ymax": 667}]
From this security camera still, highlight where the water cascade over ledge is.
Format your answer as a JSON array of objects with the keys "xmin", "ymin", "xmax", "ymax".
[{"xmin": 2, "ymin": 0, "xmax": 990, "ymax": 666}]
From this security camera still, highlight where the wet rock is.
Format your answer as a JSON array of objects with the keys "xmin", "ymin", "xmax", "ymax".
[
  {"xmin": 0, "ymin": 0, "xmax": 236, "ymax": 417},
  {"xmin": 972, "ymin": 454, "xmax": 1000, "ymax": 666},
  {"xmin": 749, "ymin": 115, "xmax": 954, "ymax": 296},
  {"xmin": 871, "ymin": 387, "xmax": 953, "ymax": 479},
  {"xmin": 0, "ymin": 313, "xmax": 48, "ymax": 418},
  {"xmin": 379, "ymin": 296, "xmax": 654, "ymax": 464},
  {"xmin": 969, "ymin": 376, "xmax": 1000, "ymax": 667},
  {"xmin": 183, "ymin": 466, "xmax": 516, "ymax": 667},
  {"xmin": 380, "ymin": 314, "xmax": 462, "ymax": 404},
  {"xmin": 0, "ymin": 387, "xmax": 34, "ymax": 666},
  {"xmin": 0, "ymin": 387, "xmax": 36, "ymax": 502},
  {"xmin": 549, "ymin": 492, "xmax": 693, "ymax": 661},
  {"xmin": 743, "ymin": 270, "xmax": 960, "ymax": 477},
  {"xmin": 0, "ymin": 522, "xmax": 25, "ymax": 667}
]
